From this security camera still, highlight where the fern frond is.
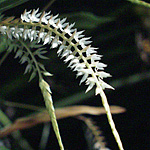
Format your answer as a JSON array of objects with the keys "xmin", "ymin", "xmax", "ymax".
[{"xmin": 0, "ymin": 9, "xmax": 124, "ymax": 150}]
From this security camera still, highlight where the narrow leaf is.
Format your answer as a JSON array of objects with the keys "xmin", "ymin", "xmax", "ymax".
[
  {"xmin": 0, "ymin": 0, "xmax": 29, "ymax": 12},
  {"xmin": 28, "ymin": 70, "xmax": 36, "ymax": 82},
  {"xmin": 0, "ymin": 105, "xmax": 126, "ymax": 137}
]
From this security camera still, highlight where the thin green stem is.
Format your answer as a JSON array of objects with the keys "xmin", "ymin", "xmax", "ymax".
[
  {"xmin": 1, "ymin": 100, "xmax": 44, "ymax": 111},
  {"xmin": 42, "ymin": 0, "xmax": 56, "ymax": 12},
  {"xmin": 99, "ymin": 90, "xmax": 124, "ymax": 150}
]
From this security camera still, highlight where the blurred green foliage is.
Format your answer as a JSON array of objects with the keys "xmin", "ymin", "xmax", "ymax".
[{"xmin": 0, "ymin": 0, "xmax": 29, "ymax": 12}]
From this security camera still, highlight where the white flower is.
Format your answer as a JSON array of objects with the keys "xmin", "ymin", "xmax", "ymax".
[
  {"xmin": 96, "ymin": 71, "xmax": 111, "ymax": 79},
  {"xmin": 64, "ymin": 55, "xmax": 75, "ymax": 63},
  {"xmin": 79, "ymin": 37, "xmax": 92, "ymax": 48},
  {"xmin": 43, "ymin": 32, "xmax": 52, "ymax": 45},
  {"xmin": 86, "ymin": 46, "xmax": 98, "ymax": 56},
  {"xmin": 51, "ymin": 36, "xmax": 60, "ymax": 48},
  {"xmin": 38, "ymin": 29, "xmax": 46, "ymax": 43},
  {"xmin": 85, "ymin": 77, "xmax": 97, "ymax": 93},
  {"xmin": 91, "ymin": 54, "xmax": 102, "ymax": 63},
  {"xmin": 48, "ymin": 14, "xmax": 59, "ymax": 28},
  {"xmin": 74, "ymin": 30, "xmax": 85, "ymax": 42},
  {"xmin": 21, "ymin": 9, "xmax": 32, "ymax": 22},
  {"xmin": 0, "ymin": 26, "xmax": 7, "ymax": 34},
  {"xmin": 79, "ymin": 69, "xmax": 92, "ymax": 85},
  {"xmin": 57, "ymin": 18, "xmax": 67, "ymax": 31},
  {"xmin": 0, "ymin": 9, "xmax": 113, "ymax": 93},
  {"xmin": 29, "ymin": 8, "xmax": 41, "ymax": 22},
  {"xmin": 40, "ymin": 11, "xmax": 51, "ymax": 24}
]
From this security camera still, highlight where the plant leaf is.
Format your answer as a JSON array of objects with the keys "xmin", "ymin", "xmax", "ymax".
[
  {"xmin": 28, "ymin": 70, "xmax": 37, "ymax": 82},
  {"xmin": 0, "ymin": 0, "xmax": 29, "ymax": 12},
  {"xmin": 60, "ymin": 11, "xmax": 114, "ymax": 29},
  {"xmin": 0, "ymin": 105, "xmax": 126, "ymax": 137}
]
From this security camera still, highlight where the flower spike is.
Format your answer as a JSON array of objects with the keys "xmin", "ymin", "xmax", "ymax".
[
  {"xmin": 0, "ymin": 8, "xmax": 113, "ymax": 93},
  {"xmin": 0, "ymin": 9, "xmax": 124, "ymax": 150}
]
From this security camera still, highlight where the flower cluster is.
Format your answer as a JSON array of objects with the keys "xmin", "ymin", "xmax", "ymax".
[
  {"xmin": 0, "ymin": 9, "xmax": 114, "ymax": 94},
  {"xmin": 78, "ymin": 116, "xmax": 111, "ymax": 150}
]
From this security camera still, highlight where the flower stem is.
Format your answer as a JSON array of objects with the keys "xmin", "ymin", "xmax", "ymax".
[{"xmin": 99, "ymin": 90, "xmax": 124, "ymax": 150}]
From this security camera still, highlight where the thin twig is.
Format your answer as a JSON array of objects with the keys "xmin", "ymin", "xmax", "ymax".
[
  {"xmin": 1, "ymin": 100, "xmax": 44, "ymax": 111},
  {"xmin": 42, "ymin": 0, "xmax": 56, "ymax": 12}
]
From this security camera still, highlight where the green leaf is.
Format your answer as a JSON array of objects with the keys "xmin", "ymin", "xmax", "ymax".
[
  {"xmin": 0, "ymin": 0, "xmax": 29, "ymax": 12},
  {"xmin": 0, "ymin": 146, "xmax": 10, "ymax": 150},
  {"xmin": 60, "ymin": 11, "xmax": 114, "ymax": 29},
  {"xmin": 28, "ymin": 70, "xmax": 37, "ymax": 82}
]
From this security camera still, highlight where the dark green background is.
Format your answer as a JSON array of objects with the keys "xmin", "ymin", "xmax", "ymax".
[{"xmin": 0, "ymin": 0, "xmax": 150, "ymax": 149}]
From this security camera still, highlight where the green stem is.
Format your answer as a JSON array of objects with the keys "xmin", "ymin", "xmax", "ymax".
[{"xmin": 99, "ymin": 90, "xmax": 124, "ymax": 150}]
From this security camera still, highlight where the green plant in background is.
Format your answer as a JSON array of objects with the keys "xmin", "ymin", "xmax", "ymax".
[{"xmin": 0, "ymin": 0, "xmax": 149, "ymax": 150}]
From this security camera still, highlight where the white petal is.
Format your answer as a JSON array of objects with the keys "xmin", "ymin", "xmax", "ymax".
[
  {"xmin": 91, "ymin": 54, "xmax": 102, "ymax": 63},
  {"xmin": 79, "ymin": 73, "xmax": 88, "ymax": 85},
  {"xmin": 61, "ymin": 50, "xmax": 71, "ymax": 58},
  {"xmin": 68, "ymin": 59, "xmax": 79, "ymax": 67},
  {"xmin": 74, "ymin": 30, "xmax": 85, "ymax": 41},
  {"xmin": 95, "ymin": 87, "xmax": 101, "ymax": 95},
  {"xmin": 101, "ymin": 81, "xmax": 114, "ymax": 90},
  {"xmin": 85, "ymin": 82, "xmax": 95, "ymax": 93},
  {"xmin": 51, "ymin": 36, "xmax": 59, "ymax": 48},
  {"xmin": 86, "ymin": 47, "xmax": 98, "ymax": 56},
  {"xmin": 96, "ymin": 71, "xmax": 111, "ymax": 79},
  {"xmin": 43, "ymin": 34, "xmax": 52, "ymax": 45},
  {"xmin": 73, "ymin": 63, "xmax": 86, "ymax": 71},
  {"xmin": 57, "ymin": 45, "xmax": 66, "ymax": 56},
  {"xmin": 76, "ymin": 71, "xmax": 84, "ymax": 78},
  {"xmin": 96, "ymin": 62, "xmax": 107, "ymax": 70},
  {"xmin": 64, "ymin": 55, "xmax": 75, "ymax": 63}
]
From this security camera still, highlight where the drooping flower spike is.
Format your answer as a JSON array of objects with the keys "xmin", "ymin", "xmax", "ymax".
[
  {"xmin": 0, "ymin": 9, "xmax": 124, "ymax": 150},
  {"xmin": 0, "ymin": 8, "xmax": 113, "ymax": 94}
]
